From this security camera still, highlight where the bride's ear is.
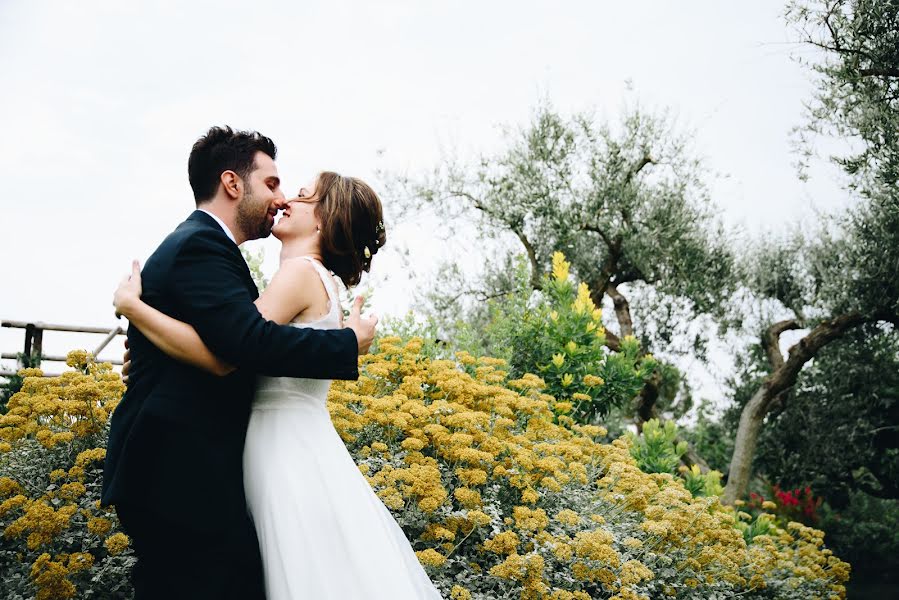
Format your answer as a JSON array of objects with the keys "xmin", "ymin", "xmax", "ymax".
[{"xmin": 221, "ymin": 170, "xmax": 242, "ymax": 200}]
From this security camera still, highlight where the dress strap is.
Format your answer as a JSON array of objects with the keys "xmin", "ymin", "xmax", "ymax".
[{"xmin": 299, "ymin": 256, "xmax": 341, "ymax": 319}]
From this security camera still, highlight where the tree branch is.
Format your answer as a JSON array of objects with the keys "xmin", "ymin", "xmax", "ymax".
[
  {"xmin": 804, "ymin": 39, "xmax": 883, "ymax": 70},
  {"xmin": 511, "ymin": 226, "xmax": 541, "ymax": 290},
  {"xmin": 852, "ymin": 470, "xmax": 899, "ymax": 500},
  {"xmin": 448, "ymin": 188, "xmax": 541, "ymax": 289},
  {"xmin": 762, "ymin": 319, "xmax": 802, "ymax": 371},
  {"xmin": 606, "ymin": 284, "xmax": 634, "ymax": 338},
  {"xmin": 581, "ymin": 224, "xmax": 615, "ymax": 250},
  {"xmin": 624, "ymin": 154, "xmax": 655, "ymax": 187},
  {"xmin": 859, "ymin": 67, "xmax": 899, "ymax": 78},
  {"xmin": 603, "ymin": 330, "xmax": 621, "ymax": 353}
]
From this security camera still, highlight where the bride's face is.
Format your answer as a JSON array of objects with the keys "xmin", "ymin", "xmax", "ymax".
[{"xmin": 272, "ymin": 176, "xmax": 321, "ymax": 241}]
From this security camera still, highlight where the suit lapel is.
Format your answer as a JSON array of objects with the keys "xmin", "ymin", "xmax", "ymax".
[{"xmin": 186, "ymin": 210, "xmax": 260, "ymax": 300}]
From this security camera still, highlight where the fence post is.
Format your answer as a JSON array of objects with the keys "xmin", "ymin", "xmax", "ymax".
[{"xmin": 18, "ymin": 324, "xmax": 43, "ymax": 369}]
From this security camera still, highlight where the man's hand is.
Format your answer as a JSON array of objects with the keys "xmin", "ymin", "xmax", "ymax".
[
  {"xmin": 114, "ymin": 260, "xmax": 143, "ymax": 319},
  {"xmin": 345, "ymin": 295, "xmax": 377, "ymax": 355},
  {"xmin": 121, "ymin": 338, "xmax": 131, "ymax": 385}
]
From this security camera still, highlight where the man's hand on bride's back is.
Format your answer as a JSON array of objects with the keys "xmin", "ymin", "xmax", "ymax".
[
  {"xmin": 113, "ymin": 260, "xmax": 143, "ymax": 320},
  {"xmin": 345, "ymin": 295, "xmax": 377, "ymax": 355}
]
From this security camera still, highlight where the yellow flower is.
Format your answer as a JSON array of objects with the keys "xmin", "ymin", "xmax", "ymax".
[
  {"xmin": 0, "ymin": 476, "xmax": 22, "ymax": 498},
  {"xmin": 454, "ymin": 487, "xmax": 482, "ymax": 509},
  {"xmin": 483, "ymin": 530, "xmax": 520, "ymax": 555},
  {"xmin": 415, "ymin": 548, "xmax": 446, "ymax": 568},
  {"xmin": 571, "ymin": 282, "xmax": 595, "ymax": 314},
  {"xmin": 401, "ymin": 437, "xmax": 426, "ymax": 451},
  {"xmin": 450, "ymin": 585, "xmax": 472, "ymax": 600},
  {"xmin": 465, "ymin": 509, "xmax": 492, "ymax": 527},
  {"xmin": 104, "ymin": 533, "xmax": 130, "ymax": 555},
  {"xmin": 87, "ymin": 517, "xmax": 112, "ymax": 537},
  {"xmin": 551, "ymin": 353, "xmax": 565, "ymax": 368},
  {"xmin": 582, "ymin": 374, "xmax": 604, "ymax": 387},
  {"xmin": 555, "ymin": 509, "xmax": 581, "ymax": 526},
  {"xmin": 551, "ymin": 251, "xmax": 569, "ymax": 282},
  {"xmin": 560, "ymin": 373, "xmax": 574, "ymax": 387},
  {"xmin": 521, "ymin": 487, "xmax": 540, "ymax": 504},
  {"xmin": 565, "ymin": 341, "xmax": 577, "ymax": 353}
]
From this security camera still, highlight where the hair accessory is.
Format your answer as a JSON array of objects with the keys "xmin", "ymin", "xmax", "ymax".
[{"xmin": 363, "ymin": 246, "xmax": 371, "ymax": 259}]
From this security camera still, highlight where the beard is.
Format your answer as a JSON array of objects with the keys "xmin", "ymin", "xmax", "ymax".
[{"xmin": 236, "ymin": 186, "xmax": 273, "ymax": 241}]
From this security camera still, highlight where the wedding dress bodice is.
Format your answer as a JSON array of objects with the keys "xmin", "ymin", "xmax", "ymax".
[{"xmin": 253, "ymin": 256, "xmax": 341, "ymax": 410}]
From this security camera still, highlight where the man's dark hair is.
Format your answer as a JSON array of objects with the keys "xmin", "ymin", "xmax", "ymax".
[{"xmin": 188, "ymin": 126, "xmax": 277, "ymax": 204}]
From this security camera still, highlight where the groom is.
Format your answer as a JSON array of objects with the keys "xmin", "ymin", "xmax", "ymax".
[{"xmin": 101, "ymin": 126, "xmax": 376, "ymax": 599}]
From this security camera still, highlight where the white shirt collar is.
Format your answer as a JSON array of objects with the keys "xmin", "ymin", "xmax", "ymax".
[{"xmin": 198, "ymin": 209, "xmax": 237, "ymax": 245}]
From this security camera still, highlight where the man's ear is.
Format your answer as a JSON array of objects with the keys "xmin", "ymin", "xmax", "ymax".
[{"xmin": 221, "ymin": 170, "xmax": 242, "ymax": 200}]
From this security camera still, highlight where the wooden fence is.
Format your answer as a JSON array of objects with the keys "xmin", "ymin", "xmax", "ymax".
[{"xmin": 1, "ymin": 320, "xmax": 125, "ymax": 382}]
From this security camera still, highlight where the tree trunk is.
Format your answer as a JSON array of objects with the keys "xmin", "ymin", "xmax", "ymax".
[
  {"xmin": 722, "ymin": 385, "xmax": 772, "ymax": 504},
  {"xmin": 722, "ymin": 312, "xmax": 872, "ymax": 504}
]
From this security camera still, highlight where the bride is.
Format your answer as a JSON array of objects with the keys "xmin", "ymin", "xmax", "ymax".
[{"xmin": 112, "ymin": 172, "xmax": 443, "ymax": 600}]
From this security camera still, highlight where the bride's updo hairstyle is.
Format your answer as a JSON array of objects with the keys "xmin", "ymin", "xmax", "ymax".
[{"xmin": 315, "ymin": 171, "xmax": 386, "ymax": 287}]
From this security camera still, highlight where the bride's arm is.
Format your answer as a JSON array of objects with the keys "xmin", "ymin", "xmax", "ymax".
[{"xmin": 114, "ymin": 259, "xmax": 320, "ymax": 376}]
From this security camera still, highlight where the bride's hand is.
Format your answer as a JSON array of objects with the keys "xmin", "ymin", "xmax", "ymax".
[{"xmin": 114, "ymin": 260, "xmax": 143, "ymax": 319}]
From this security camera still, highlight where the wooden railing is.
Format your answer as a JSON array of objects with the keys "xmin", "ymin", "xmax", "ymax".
[{"xmin": 1, "ymin": 320, "xmax": 126, "ymax": 380}]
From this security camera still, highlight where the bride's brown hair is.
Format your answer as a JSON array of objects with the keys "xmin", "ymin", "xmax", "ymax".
[{"xmin": 314, "ymin": 172, "xmax": 386, "ymax": 287}]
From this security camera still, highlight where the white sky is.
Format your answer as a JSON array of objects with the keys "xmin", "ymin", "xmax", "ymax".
[{"xmin": 1, "ymin": 0, "xmax": 847, "ymax": 398}]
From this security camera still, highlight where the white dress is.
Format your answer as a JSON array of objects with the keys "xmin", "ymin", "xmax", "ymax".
[{"xmin": 243, "ymin": 257, "xmax": 443, "ymax": 600}]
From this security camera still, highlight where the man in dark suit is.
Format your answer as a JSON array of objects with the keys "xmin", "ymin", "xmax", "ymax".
[{"xmin": 101, "ymin": 126, "xmax": 376, "ymax": 599}]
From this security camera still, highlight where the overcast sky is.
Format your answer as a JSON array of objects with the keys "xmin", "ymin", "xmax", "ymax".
[{"xmin": 0, "ymin": 1, "xmax": 847, "ymax": 398}]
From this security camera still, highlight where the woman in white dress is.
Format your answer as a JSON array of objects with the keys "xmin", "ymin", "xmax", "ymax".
[{"xmin": 113, "ymin": 172, "xmax": 443, "ymax": 600}]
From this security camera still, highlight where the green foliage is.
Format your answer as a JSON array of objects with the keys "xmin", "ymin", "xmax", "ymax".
[
  {"xmin": 505, "ymin": 253, "xmax": 655, "ymax": 423},
  {"xmin": 734, "ymin": 512, "xmax": 776, "ymax": 545},
  {"xmin": 819, "ymin": 491, "xmax": 899, "ymax": 582},
  {"xmin": 628, "ymin": 418, "xmax": 724, "ymax": 500},
  {"xmin": 627, "ymin": 418, "xmax": 687, "ymax": 475},
  {"xmin": 754, "ymin": 327, "xmax": 899, "ymax": 504},
  {"xmin": 682, "ymin": 465, "xmax": 725, "ymax": 499},
  {"xmin": 679, "ymin": 399, "xmax": 735, "ymax": 474},
  {"xmin": 241, "ymin": 246, "xmax": 268, "ymax": 293},
  {"xmin": 787, "ymin": 0, "xmax": 899, "ymax": 188},
  {"xmin": 449, "ymin": 254, "xmax": 534, "ymax": 363},
  {"xmin": 398, "ymin": 101, "xmax": 736, "ymax": 363}
]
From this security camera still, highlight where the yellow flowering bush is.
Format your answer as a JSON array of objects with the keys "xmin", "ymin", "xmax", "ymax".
[
  {"xmin": 1, "ymin": 347, "xmax": 850, "ymax": 599},
  {"xmin": 0, "ymin": 351, "xmax": 134, "ymax": 599},
  {"xmin": 331, "ymin": 337, "xmax": 850, "ymax": 599},
  {"xmin": 502, "ymin": 252, "xmax": 656, "ymax": 424}
]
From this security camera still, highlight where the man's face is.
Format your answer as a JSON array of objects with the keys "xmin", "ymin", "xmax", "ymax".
[{"xmin": 236, "ymin": 151, "xmax": 286, "ymax": 241}]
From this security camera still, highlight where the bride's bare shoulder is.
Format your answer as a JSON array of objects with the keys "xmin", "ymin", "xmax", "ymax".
[
  {"xmin": 274, "ymin": 256, "xmax": 318, "ymax": 282},
  {"xmin": 254, "ymin": 257, "xmax": 324, "ymax": 323}
]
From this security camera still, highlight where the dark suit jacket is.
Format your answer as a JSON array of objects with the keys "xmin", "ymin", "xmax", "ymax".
[{"xmin": 101, "ymin": 210, "xmax": 358, "ymax": 530}]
